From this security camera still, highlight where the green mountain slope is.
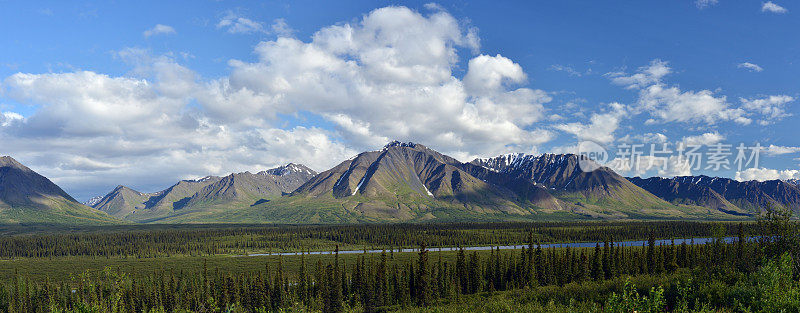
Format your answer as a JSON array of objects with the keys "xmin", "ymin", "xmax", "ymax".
[{"xmin": 0, "ymin": 156, "xmax": 119, "ymax": 224}]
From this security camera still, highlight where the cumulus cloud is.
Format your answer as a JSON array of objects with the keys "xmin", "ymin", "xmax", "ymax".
[
  {"xmin": 735, "ymin": 168, "xmax": 799, "ymax": 182},
  {"xmin": 680, "ymin": 132, "xmax": 725, "ymax": 146},
  {"xmin": 464, "ymin": 54, "xmax": 527, "ymax": 94},
  {"xmin": 608, "ymin": 60, "xmax": 671, "ymax": 89},
  {"xmin": 0, "ymin": 51, "xmax": 357, "ymax": 200},
  {"xmin": 737, "ymin": 62, "xmax": 763, "ymax": 72},
  {"xmin": 143, "ymin": 24, "xmax": 176, "ymax": 38},
  {"xmin": 555, "ymin": 102, "xmax": 626, "ymax": 144},
  {"xmin": 740, "ymin": 95, "xmax": 794, "ymax": 125},
  {"xmin": 608, "ymin": 60, "xmax": 759, "ymax": 125},
  {"xmin": 638, "ymin": 84, "xmax": 749, "ymax": 125},
  {"xmin": 764, "ymin": 145, "xmax": 800, "ymax": 156},
  {"xmin": 762, "ymin": 1, "xmax": 788, "ymax": 13},
  {"xmin": 0, "ymin": 6, "xmax": 551, "ymax": 199},
  {"xmin": 199, "ymin": 6, "xmax": 545, "ymax": 156}
]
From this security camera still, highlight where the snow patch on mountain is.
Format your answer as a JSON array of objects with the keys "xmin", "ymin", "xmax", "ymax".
[
  {"xmin": 353, "ymin": 175, "xmax": 367, "ymax": 195},
  {"xmin": 422, "ymin": 184, "xmax": 434, "ymax": 197}
]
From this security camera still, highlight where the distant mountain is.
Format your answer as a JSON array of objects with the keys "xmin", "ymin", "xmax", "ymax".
[
  {"xmin": 627, "ymin": 177, "xmax": 747, "ymax": 215},
  {"xmin": 90, "ymin": 185, "xmax": 157, "ymax": 219},
  {"xmin": 92, "ymin": 163, "xmax": 316, "ymax": 222},
  {"xmin": 788, "ymin": 179, "xmax": 799, "ymax": 186},
  {"xmin": 468, "ymin": 153, "xmax": 695, "ymax": 219},
  {"xmin": 0, "ymin": 156, "xmax": 118, "ymax": 224},
  {"xmin": 671, "ymin": 176, "xmax": 800, "ymax": 214},
  {"xmin": 630, "ymin": 175, "xmax": 800, "ymax": 215}
]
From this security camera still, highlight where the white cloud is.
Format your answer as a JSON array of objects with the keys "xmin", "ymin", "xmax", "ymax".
[
  {"xmin": 143, "ymin": 24, "xmax": 176, "ymax": 38},
  {"xmin": 216, "ymin": 13, "xmax": 296, "ymax": 37},
  {"xmin": 764, "ymin": 145, "xmax": 800, "ymax": 156},
  {"xmin": 59, "ymin": 156, "xmax": 121, "ymax": 171},
  {"xmin": 217, "ymin": 12, "xmax": 266, "ymax": 34},
  {"xmin": 0, "ymin": 54, "xmax": 356, "ymax": 200},
  {"xmin": 0, "ymin": 6, "xmax": 550, "ymax": 199},
  {"xmin": 607, "ymin": 59, "xmax": 671, "ymax": 89},
  {"xmin": 424, "ymin": 3, "xmax": 445, "ymax": 11},
  {"xmin": 549, "ymin": 64, "xmax": 582, "ymax": 77},
  {"xmin": 617, "ymin": 132, "xmax": 668, "ymax": 144},
  {"xmin": 735, "ymin": 168, "xmax": 799, "ymax": 182},
  {"xmin": 0, "ymin": 111, "xmax": 23, "ymax": 127},
  {"xmin": 200, "ymin": 6, "xmax": 542, "ymax": 156},
  {"xmin": 740, "ymin": 95, "xmax": 794, "ymax": 124},
  {"xmin": 608, "ymin": 60, "xmax": 752, "ymax": 125},
  {"xmin": 638, "ymin": 84, "xmax": 750, "ymax": 125},
  {"xmin": 680, "ymin": 132, "xmax": 725, "ymax": 146},
  {"xmin": 696, "ymin": 0, "xmax": 719, "ymax": 9},
  {"xmin": 762, "ymin": 1, "xmax": 788, "ymax": 13},
  {"xmin": 737, "ymin": 62, "xmax": 763, "ymax": 72},
  {"xmin": 555, "ymin": 102, "xmax": 626, "ymax": 144},
  {"xmin": 270, "ymin": 18, "xmax": 295, "ymax": 37},
  {"xmin": 464, "ymin": 54, "xmax": 527, "ymax": 94}
]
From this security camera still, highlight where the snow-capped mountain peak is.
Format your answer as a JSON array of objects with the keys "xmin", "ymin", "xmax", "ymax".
[
  {"xmin": 83, "ymin": 196, "xmax": 104, "ymax": 207},
  {"xmin": 383, "ymin": 140, "xmax": 418, "ymax": 150},
  {"xmin": 187, "ymin": 176, "xmax": 216, "ymax": 183},
  {"xmin": 260, "ymin": 163, "xmax": 316, "ymax": 177}
]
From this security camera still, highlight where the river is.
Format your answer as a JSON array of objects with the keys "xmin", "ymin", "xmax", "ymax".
[{"xmin": 236, "ymin": 236, "xmax": 739, "ymax": 257}]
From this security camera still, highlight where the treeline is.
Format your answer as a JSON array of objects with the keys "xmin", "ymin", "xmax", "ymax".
[
  {"xmin": 1, "ymin": 222, "xmax": 796, "ymax": 312},
  {"xmin": 0, "ymin": 221, "xmax": 754, "ymax": 258}
]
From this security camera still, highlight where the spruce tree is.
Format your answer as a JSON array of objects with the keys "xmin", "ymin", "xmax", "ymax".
[
  {"xmin": 647, "ymin": 234, "xmax": 656, "ymax": 274},
  {"xmin": 377, "ymin": 250, "xmax": 389, "ymax": 307},
  {"xmin": 468, "ymin": 251, "xmax": 480, "ymax": 294},
  {"xmin": 456, "ymin": 248, "xmax": 468, "ymax": 294},
  {"xmin": 591, "ymin": 243, "xmax": 604, "ymax": 280},
  {"xmin": 415, "ymin": 243, "xmax": 432, "ymax": 306}
]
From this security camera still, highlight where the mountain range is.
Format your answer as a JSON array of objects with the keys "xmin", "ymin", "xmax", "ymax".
[
  {"xmin": 1, "ymin": 141, "xmax": 798, "ymax": 224},
  {"xmin": 629, "ymin": 176, "xmax": 800, "ymax": 214},
  {"xmin": 90, "ymin": 164, "xmax": 316, "ymax": 223}
]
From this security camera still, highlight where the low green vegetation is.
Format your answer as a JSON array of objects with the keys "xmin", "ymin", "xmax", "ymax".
[
  {"xmin": 0, "ymin": 221, "xmax": 753, "ymax": 258},
  {"xmin": 0, "ymin": 208, "xmax": 797, "ymax": 312}
]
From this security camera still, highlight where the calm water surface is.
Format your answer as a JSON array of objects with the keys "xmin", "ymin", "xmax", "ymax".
[{"xmin": 236, "ymin": 236, "xmax": 739, "ymax": 257}]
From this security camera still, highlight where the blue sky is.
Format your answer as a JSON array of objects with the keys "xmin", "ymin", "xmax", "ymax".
[{"xmin": 0, "ymin": 0, "xmax": 798, "ymax": 200}]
